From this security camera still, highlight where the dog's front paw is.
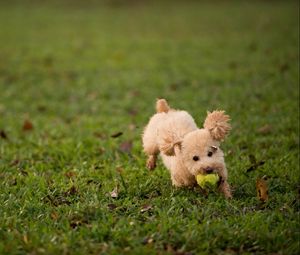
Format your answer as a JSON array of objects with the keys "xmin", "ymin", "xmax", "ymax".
[
  {"xmin": 219, "ymin": 180, "xmax": 232, "ymax": 199},
  {"xmin": 146, "ymin": 155, "xmax": 156, "ymax": 170},
  {"xmin": 224, "ymin": 190, "xmax": 233, "ymax": 199}
]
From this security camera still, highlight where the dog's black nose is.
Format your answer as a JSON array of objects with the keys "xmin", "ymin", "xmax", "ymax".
[{"xmin": 205, "ymin": 167, "xmax": 214, "ymax": 174}]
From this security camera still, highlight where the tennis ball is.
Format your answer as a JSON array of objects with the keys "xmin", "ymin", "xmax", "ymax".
[{"xmin": 196, "ymin": 173, "xmax": 219, "ymax": 189}]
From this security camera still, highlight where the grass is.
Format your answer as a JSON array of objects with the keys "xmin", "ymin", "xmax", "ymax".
[{"xmin": 0, "ymin": 0, "xmax": 299, "ymax": 254}]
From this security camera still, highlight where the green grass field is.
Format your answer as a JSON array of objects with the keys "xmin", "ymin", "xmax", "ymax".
[{"xmin": 0, "ymin": 0, "xmax": 299, "ymax": 254}]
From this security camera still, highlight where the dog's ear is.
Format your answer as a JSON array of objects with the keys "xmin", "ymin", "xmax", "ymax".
[
  {"xmin": 159, "ymin": 137, "xmax": 182, "ymax": 156},
  {"xmin": 204, "ymin": 110, "xmax": 231, "ymax": 141},
  {"xmin": 157, "ymin": 125, "xmax": 184, "ymax": 156}
]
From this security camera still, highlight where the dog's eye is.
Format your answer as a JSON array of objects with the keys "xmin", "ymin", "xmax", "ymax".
[
  {"xmin": 193, "ymin": 156, "xmax": 199, "ymax": 161},
  {"xmin": 207, "ymin": 151, "xmax": 213, "ymax": 157}
]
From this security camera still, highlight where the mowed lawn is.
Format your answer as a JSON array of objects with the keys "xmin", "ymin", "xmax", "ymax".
[{"xmin": 0, "ymin": 0, "xmax": 299, "ymax": 254}]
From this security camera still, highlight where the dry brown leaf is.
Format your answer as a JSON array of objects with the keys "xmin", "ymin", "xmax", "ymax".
[
  {"xmin": 140, "ymin": 204, "xmax": 152, "ymax": 213},
  {"xmin": 23, "ymin": 234, "xmax": 29, "ymax": 244},
  {"xmin": 116, "ymin": 166, "xmax": 124, "ymax": 173},
  {"xmin": 111, "ymin": 131, "xmax": 123, "ymax": 138},
  {"xmin": 142, "ymin": 237, "xmax": 154, "ymax": 245},
  {"xmin": 51, "ymin": 211, "xmax": 59, "ymax": 220},
  {"xmin": 64, "ymin": 171, "xmax": 76, "ymax": 179},
  {"xmin": 166, "ymin": 244, "xmax": 174, "ymax": 253},
  {"xmin": 110, "ymin": 186, "xmax": 119, "ymax": 198},
  {"xmin": 119, "ymin": 141, "xmax": 133, "ymax": 153},
  {"xmin": 124, "ymin": 247, "xmax": 131, "ymax": 252},
  {"xmin": 246, "ymin": 155, "xmax": 265, "ymax": 172},
  {"xmin": 257, "ymin": 124, "xmax": 272, "ymax": 135},
  {"xmin": 256, "ymin": 177, "xmax": 269, "ymax": 202},
  {"xmin": 108, "ymin": 203, "xmax": 117, "ymax": 210},
  {"xmin": 70, "ymin": 220, "xmax": 82, "ymax": 229},
  {"xmin": 23, "ymin": 120, "xmax": 34, "ymax": 131},
  {"xmin": 98, "ymin": 147, "xmax": 106, "ymax": 155},
  {"xmin": 10, "ymin": 159, "xmax": 20, "ymax": 166},
  {"xmin": 65, "ymin": 186, "xmax": 77, "ymax": 196},
  {"xmin": 20, "ymin": 169, "xmax": 28, "ymax": 176},
  {"xmin": 93, "ymin": 132, "xmax": 107, "ymax": 139},
  {"xmin": 0, "ymin": 130, "xmax": 8, "ymax": 139}
]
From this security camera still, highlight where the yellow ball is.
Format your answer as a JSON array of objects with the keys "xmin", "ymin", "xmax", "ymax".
[{"xmin": 196, "ymin": 174, "xmax": 219, "ymax": 189}]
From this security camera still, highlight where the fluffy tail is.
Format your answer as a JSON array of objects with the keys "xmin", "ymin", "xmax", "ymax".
[{"xmin": 156, "ymin": 99, "xmax": 170, "ymax": 113}]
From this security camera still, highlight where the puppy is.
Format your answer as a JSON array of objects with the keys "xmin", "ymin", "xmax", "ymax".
[{"xmin": 142, "ymin": 99, "xmax": 232, "ymax": 198}]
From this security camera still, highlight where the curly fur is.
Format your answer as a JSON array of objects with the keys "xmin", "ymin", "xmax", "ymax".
[
  {"xmin": 204, "ymin": 111, "xmax": 231, "ymax": 141},
  {"xmin": 142, "ymin": 99, "xmax": 232, "ymax": 198}
]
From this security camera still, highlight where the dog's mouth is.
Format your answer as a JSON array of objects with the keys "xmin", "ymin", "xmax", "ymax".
[
  {"xmin": 196, "ymin": 167, "xmax": 224, "ymax": 187},
  {"xmin": 197, "ymin": 165, "xmax": 223, "ymax": 177},
  {"xmin": 198, "ymin": 166, "xmax": 220, "ymax": 175},
  {"xmin": 202, "ymin": 167, "xmax": 215, "ymax": 174}
]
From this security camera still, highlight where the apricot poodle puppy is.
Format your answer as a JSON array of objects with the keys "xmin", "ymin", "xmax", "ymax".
[{"xmin": 142, "ymin": 99, "xmax": 232, "ymax": 198}]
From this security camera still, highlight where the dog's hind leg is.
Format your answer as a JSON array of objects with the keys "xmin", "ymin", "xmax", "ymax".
[
  {"xmin": 142, "ymin": 99, "xmax": 170, "ymax": 170},
  {"xmin": 142, "ymin": 125, "xmax": 159, "ymax": 170},
  {"xmin": 146, "ymin": 154, "xmax": 157, "ymax": 170}
]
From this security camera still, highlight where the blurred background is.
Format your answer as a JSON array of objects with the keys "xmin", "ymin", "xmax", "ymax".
[{"xmin": 1, "ymin": 0, "xmax": 298, "ymax": 127}]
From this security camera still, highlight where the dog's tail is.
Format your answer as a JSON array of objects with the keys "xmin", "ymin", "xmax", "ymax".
[{"xmin": 156, "ymin": 98, "xmax": 170, "ymax": 113}]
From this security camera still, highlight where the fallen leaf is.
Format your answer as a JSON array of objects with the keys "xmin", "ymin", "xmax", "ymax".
[
  {"xmin": 226, "ymin": 149, "xmax": 233, "ymax": 156},
  {"xmin": 116, "ymin": 166, "xmax": 124, "ymax": 173},
  {"xmin": 10, "ymin": 159, "xmax": 20, "ymax": 166},
  {"xmin": 64, "ymin": 171, "xmax": 76, "ymax": 179},
  {"xmin": 119, "ymin": 141, "xmax": 132, "ymax": 153},
  {"xmin": 98, "ymin": 147, "xmax": 106, "ymax": 155},
  {"xmin": 93, "ymin": 132, "xmax": 107, "ymax": 139},
  {"xmin": 142, "ymin": 237, "xmax": 154, "ymax": 245},
  {"xmin": 111, "ymin": 132, "xmax": 123, "ymax": 138},
  {"xmin": 165, "ymin": 244, "xmax": 174, "ymax": 253},
  {"xmin": 124, "ymin": 247, "xmax": 131, "ymax": 252},
  {"xmin": 108, "ymin": 203, "xmax": 117, "ymax": 210},
  {"xmin": 140, "ymin": 204, "xmax": 152, "ymax": 213},
  {"xmin": 65, "ymin": 186, "xmax": 77, "ymax": 196},
  {"xmin": 22, "ymin": 120, "xmax": 34, "ymax": 131},
  {"xmin": 110, "ymin": 186, "xmax": 119, "ymax": 198},
  {"xmin": 94, "ymin": 164, "xmax": 104, "ymax": 170},
  {"xmin": 0, "ymin": 130, "xmax": 8, "ymax": 139},
  {"xmin": 256, "ymin": 177, "xmax": 269, "ymax": 202},
  {"xmin": 23, "ymin": 234, "xmax": 29, "ymax": 244},
  {"xmin": 50, "ymin": 211, "xmax": 59, "ymax": 220},
  {"xmin": 87, "ymin": 179, "xmax": 97, "ymax": 185},
  {"xmin": 43, "ymin": 194, "xmax": 71, "ymax": 207},
  {"xmin": 246, "ymin": 160, "xmax": 265, "ymax": 172},
  {"xmin": 99, "ymin": 243, "xmax": 109, "ymax": 253},
  {"xmin": 257, "ymin": 124, "xmax": 272, "ymax": 135},
  {"xmin": 9, "ymin": 178, "xmax": 17, "ymax": 186},
  {"xmin": 70, "ymin": 220, "xmax": 82, "ymax": 229},
  {"xmin": 224, "ymin": 247, "xmax": 239, "ymax": 254},
  {"xmin": 20, "ymin": 169, "xmax": 28, "ymax": 176}
]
